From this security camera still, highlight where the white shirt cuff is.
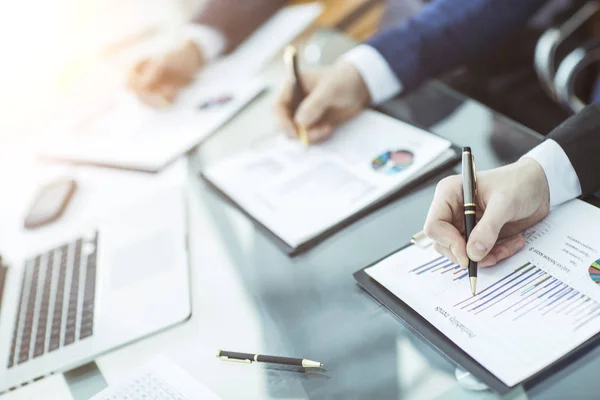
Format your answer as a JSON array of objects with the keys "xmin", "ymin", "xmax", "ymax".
[
  {"xmin": 522, "ymin": 139, "xmax": 582, "ymax": 208},
  {"xmin": 179, "ymin": 24, "xmax": 227, "ymax": 62},
  {"xmin": 342, "ymin": 44, "xmax": 403, "ymax": 105}
]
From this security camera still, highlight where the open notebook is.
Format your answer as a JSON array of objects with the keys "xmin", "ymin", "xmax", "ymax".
[
  {"xmin": 202, "ymin": 110, "xmax": 459, "ymax": 255},
  {"xmin": 356, "ymin": 199, "xmax": 600, "ymax": 393},
  {"xmin": 39, "ymin": 3, "xmax": 322, "ymax": 172}
]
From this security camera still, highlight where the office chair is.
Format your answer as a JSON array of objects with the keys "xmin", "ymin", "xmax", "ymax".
[
  {"xmin": 554, "ymin": 36, "xmax": 600, "ymax": 112},
  {"xmin": 534, "ymin": 1, "xmax": 600, "ymax": 106}
]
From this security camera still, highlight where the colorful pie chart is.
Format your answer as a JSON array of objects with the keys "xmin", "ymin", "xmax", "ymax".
[
  {"xmin": 588, "ymin": 259, "xmax": 600, "ymax": 284},
  {"xmin": 371, "ymin": 149, "xmax": 415, "ymax": 175}
]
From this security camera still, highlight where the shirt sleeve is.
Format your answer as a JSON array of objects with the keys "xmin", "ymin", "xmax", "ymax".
[
  {"xmin": 179, "ymin": 24, "xmax": 227, "ymax": 62},
  {"xmin": 342, "ymin": 44, "xmax": 404, "ymax": 105},
  {"xmin": 522, "ymin": 139, "xmax": 582, "ymax": 208}
]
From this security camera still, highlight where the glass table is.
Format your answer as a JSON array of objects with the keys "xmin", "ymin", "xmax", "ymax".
[{"xmin": 66, "ymin": 29, "xmax": 600, "ymax": 400}]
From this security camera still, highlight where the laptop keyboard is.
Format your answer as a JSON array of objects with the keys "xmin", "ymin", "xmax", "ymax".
[{"xmin": 7, "ymin": 233, "xmax": 98, "ymax": 368}]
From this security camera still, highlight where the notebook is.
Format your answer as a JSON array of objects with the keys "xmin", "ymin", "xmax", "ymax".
[
  {"xmin": 202, "ymin": 110, "xmax": 459, "ymax": 255},
  {"xmin": 355, "ymin": 199, "xmax": 600, "ymax": 393}
]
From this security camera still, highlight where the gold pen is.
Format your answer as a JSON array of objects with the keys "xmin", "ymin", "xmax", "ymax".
[{"xmin": 283, "ymin": 45, "xmax": 309, "ymax": 147}]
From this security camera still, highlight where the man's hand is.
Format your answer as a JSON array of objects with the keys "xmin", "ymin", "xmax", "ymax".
[
  {"xmin": 424, "ymin": 157, "xmax": 551, "ymax": 269},
  {"xmin": 275, "ymin": 61, "xmax": 371, "ymax": 143},
  {"xmin": 128, "ymin": 40, "xmax": 204, "ymax": 107}
]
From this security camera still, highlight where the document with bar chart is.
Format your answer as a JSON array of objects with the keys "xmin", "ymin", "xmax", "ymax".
[{"xmin": 366, "ymin": 199, "xmax": 600, "ymax": 386}]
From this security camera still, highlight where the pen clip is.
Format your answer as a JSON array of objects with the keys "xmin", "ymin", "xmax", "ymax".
[
  {"xmin": 283, "ymin": 46, "xmax": 298, "ymax": 83},
  {"xmin": 218, "ymin": 356, "xmax": 252, "ymax": 364},
  {"xmin": 471, "ymin": 155, "xmax": 478, "ymax": 198}
]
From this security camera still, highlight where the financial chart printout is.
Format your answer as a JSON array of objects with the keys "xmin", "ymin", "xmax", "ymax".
[{"xmin": 366, "ymin": 200, "xmax": 600, "ymax": 386}]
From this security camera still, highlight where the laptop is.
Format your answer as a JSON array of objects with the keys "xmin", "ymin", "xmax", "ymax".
[{"xmin": 0, "ymin": 187, "xmax": 190, "ymax": 392}]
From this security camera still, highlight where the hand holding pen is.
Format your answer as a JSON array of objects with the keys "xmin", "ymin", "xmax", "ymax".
[
  {"xmin": 423, "ymin": 157, "xmax": 550, "ymax": 284},
  {"xmin": 275, "ymin": 51, "xmax": 370, "ymax": 144}
]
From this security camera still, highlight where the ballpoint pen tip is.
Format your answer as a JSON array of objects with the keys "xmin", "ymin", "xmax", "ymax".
[{"xmin": 470, "ymin": 277, "xmax": 477, "ymax": 296}]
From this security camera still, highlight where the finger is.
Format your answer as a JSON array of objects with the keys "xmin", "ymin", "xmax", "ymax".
[
  {"xmin": 157, "ymin": 83, "xmax": 179, "ymax": 103},
  {"xmin": 424, "ymin": 177, "xmax": 468, "ymax": 268},
  {"xmin": 306, "ymin": 123, "xmax": 334, "ymax": 143},
  {"xmin": 138, "ymin": 92, "xmax": 171, "ymax": 108},
  {"xmin": 127, "ymin": 60, "xmax": 150, "ymax": 91},
  {"xmin": 478, "ymin": 236, "xmax": 526, "ymax": 268},
  {"xmin": 466, "ymin": 195, "xmax": 517, "ymax": 261},
  {"xmin": 294, "ymin": 84, "xmax": 331, "ymax": 128},
  {"xmin": 433, "ymin": 243, "xmax": 459, "ymax": 266},
  {"xmin": 274, "ymin": 83, "xmax": 297, "ymax": 136},
  {"xmin": 140, "ymin": 59, "xmax": 169, "ymax": 91}
]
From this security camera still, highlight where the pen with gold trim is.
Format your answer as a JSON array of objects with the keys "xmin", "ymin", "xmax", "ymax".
[
  {"xmin": 462, "ymin": 147, "xmax": 478, "ymax": 295},
  {"xmin": 283, "ymin": 45, "xmax": 310, "ymax": 147},
  {"xmin": 217, "ymin": 350, "xmax": 323, "ymax": 368}
]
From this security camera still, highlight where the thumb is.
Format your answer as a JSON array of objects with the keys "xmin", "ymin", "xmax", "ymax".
[
  {"xmin": 467, "ymin": 196, "xmax": 515, "ymax": 261},
  {"xmin": 294, "ymin": 84, "xmax": 330, "ymax": 127},
  {"xmin": 141, "ymin": 59, "xmax": 168, "ymax": 90}
]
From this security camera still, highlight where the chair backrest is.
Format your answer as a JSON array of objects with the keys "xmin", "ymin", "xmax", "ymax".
[
  {"xmin": 534, "ymin": 1, "xmax": 600, "ymax": 109},
  {"xmin": 554, "ymin": 36, "xmax": 600, "ymax": 112}
]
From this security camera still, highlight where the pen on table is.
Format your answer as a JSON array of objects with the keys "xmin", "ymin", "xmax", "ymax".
[
  {"xmin": 217, "ymin": 350, "xmax": 323, "ymax": 368},
  {"xmin": 462, "ymin": 146, "xmax": 478, "ymax": 295},
  {"xmin": 283, "ymin": 45, "xmax": 310, "ymax": 147}
]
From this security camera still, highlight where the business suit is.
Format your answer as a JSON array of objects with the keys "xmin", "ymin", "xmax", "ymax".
[
  {"xmin": 544, "ymin": 102, "xmax": 600, "ymax": 197},
  {"xmin": 353, "ymin": 0, "xmax": 587, "ymax": 134},
  {"xmin": 192, "ymin": 0, "xmax": 288, "ymax": 54},
  {"xmin": 365, "ymin": 0, "xmax": 549, "ymax": 93}
]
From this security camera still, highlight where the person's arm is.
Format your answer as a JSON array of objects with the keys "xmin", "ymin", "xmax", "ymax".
[
  {"xmin": 275, "ymin": 0, "xmax": 547, "ymax": 139},
  {"xmin": 128, "ymin": 0, "xmax": 286, "ymax": 106},
  {"xmin": 423, "ymin": 103, "xmax": 600, "ymax": 269},
  {"xmin": 344, "ymin": 0, "xmax": 548, "ymax": 103},
  {"xmin": 524, "ymin": 102, "xmax": 600, "ymax": 208},
  {"xmin": 191, "ymin": 0, "xmax": 287, "ymax": 55}
]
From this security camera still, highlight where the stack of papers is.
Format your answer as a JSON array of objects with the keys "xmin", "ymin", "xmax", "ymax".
[
  {"xmin": 203, "ymin": 110, "xmax": 456, "ymax": 251},
  {"xmin": 39, "ymin": 3, "xmax": 323, "ymax": 172},
  {"xmin": 365, "ymin": 199, "xmax": 600, "ymax": 387}
]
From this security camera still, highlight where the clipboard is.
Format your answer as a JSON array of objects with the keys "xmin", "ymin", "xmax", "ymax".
[
  {"xmin": 353, "ymin": 242, "xmax": 600, "ymax": 394},
  {"xmin": 200, "ymin": 143, "xmax": 460, "ymax": 257}
]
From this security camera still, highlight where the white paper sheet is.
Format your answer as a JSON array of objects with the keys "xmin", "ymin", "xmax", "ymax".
[
  {"xmin": 91, "ymin": 356, "xmax": 219, "ymax": 400},
  {"xmin": 204, "ymin": 110, "xmax": 454, "ymax": 247},
  {"xmin": 366, "ymin": 199, "xmax": 600, "ymax": 386},
  {"xmin": 41, "ymin": 79, "xmax": 264, "ymax": 172}
]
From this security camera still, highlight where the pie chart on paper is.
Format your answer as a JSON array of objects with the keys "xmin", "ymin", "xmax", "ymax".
[{"xmin": 588, "ymin": 259, "xmax": 600, "ymax": 284}]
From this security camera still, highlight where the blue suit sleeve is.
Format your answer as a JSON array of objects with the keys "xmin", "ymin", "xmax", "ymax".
[{"xmin": 367, "ymin": 0, "xmax": 548, "ymax": 92}]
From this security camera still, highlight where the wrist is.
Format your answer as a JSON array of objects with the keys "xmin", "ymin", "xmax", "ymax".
[
  {"xmin": 335, "ymin": 60, "xmax": 371, "ymax": 107},
  {"xmin": 519, "ymin": 156, "xmax": 550, "ymax": 207}
]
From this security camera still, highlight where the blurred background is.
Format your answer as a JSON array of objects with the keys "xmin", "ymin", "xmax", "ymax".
[{"xmin": 0, "ymin": 0, "xmax": 426, "ymax": 144}]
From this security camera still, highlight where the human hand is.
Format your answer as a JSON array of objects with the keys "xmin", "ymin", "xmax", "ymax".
[
  {"xmin": 127, "ymin": 40, "xmax": 204, "ymax": 107},
  {"xmin": 275, "ymin": 60, "xmax": 370, "ymax": 143},
  {"xmin": 423, "ymin": 157, "xmax": 550, "ymax": 269}
]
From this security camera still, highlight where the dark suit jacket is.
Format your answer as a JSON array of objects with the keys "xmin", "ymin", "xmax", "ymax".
[
  {"xmin": 367, "ymin": 0, "xmax": 550, "ymax": 93},
  {"xmin": 193, "ymin": 0, "xmax": 288, "ymax": 54},
  {"xmin": 546, "ymin": 102, "xmax": 600, "ymax": 196}
]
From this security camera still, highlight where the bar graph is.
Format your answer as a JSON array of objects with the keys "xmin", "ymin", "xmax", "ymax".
[
  {"xmin": 410, "ymin": 255, "xmax": 600, "ymax": 332},
  {"xmin": 452, "ymin": 262, "xmax": 600, "ymax": 331},
  {"xmin": 409, "ymin": 255, "xmax": 469, "ymax": 281}
]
